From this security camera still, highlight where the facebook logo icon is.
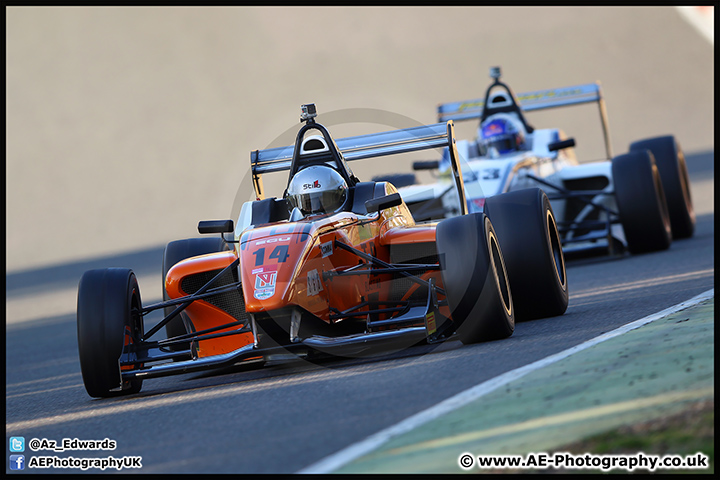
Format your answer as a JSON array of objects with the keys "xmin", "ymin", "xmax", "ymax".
[{"xmin": 9, "ymin": 455, "xmax": 25, "ymax": 470}]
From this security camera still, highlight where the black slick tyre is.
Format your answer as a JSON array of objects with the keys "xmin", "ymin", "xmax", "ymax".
[
  {"xmin": 436, "ymin": 213, "xmax": 514, "ymax": 344},
  {"xmin": 611, "ymin": 150, "xmax": 672, "ymax": 254},
  {"xmin": 77, "ymin": 268, "xmax": 144, "ymax": 398},
  {"xmin": 629, "ymin": 135, "xmax": 695, "ymax": 239},
  {"xmin": 484, "ymin": 188, "xmax": 568, "ymax": 321}
]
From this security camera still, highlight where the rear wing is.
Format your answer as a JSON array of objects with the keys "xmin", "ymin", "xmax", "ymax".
[
  {"xmin": 438, "ymin": 82, "xmax": 613, "ymax": 159},
  {"xmin": 250, "ymin": 121, "xmax": 469, "ymax": 213}
]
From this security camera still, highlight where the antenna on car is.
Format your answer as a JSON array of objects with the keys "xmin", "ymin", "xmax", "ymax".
[{"xmin": 300, "ymin": 103, "xmax": 317, "ymax": 124}]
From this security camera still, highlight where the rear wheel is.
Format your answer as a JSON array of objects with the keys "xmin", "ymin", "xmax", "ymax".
[
  {"xmin": 484, "ymin": 188, "xmax": 568, "ymax": 321},
  {"xmin": 436, "ymin": 213, "xmax": 514, "ymax": 344},
  {"xmin": 611, "ymin": 150, "xmax": 672, "ymax": 254},
  {"xmin": 162, "ymin": 237, "xmax": 230, "ymax": 345},
  {"xmin": 629, "ymin": 135, "xmax": 695, "ymax": 239},
  {"xmin": 77, "ymin": 268, "xmax": 144, "ymax": 398}
]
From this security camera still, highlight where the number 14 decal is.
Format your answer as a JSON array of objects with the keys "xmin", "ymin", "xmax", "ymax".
[{"xmin": 253, "ymin": 245, "xmax": 290, "ymax": 267}]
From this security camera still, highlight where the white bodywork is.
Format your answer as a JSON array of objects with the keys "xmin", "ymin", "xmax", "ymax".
[{"xmin": 398, "ymin": 126, "xmax": 625, "ymax": 253}]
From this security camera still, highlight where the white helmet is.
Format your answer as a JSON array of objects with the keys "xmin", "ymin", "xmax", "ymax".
[{"xmin": 286, "ymin": 165, "xmax": 348, "ymax": 216}]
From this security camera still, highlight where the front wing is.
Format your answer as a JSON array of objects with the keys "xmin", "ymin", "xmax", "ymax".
[{"xmin": 120, "ymin": 242, "xmax": 451, "ymax": 381}]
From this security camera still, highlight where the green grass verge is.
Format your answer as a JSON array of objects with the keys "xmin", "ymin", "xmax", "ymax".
[{"xmin": 491, "ymin": 399, "xmax": 713, "ymax": 474}]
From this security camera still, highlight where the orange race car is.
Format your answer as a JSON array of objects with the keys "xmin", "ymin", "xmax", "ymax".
[{"xmin": 77, "ymin": 104, "xmax": 568, "ymax": 398}]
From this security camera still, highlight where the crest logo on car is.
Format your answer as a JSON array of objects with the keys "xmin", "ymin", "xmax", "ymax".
[{"xmin": 254, "ymin": 271, "xmax": 277, "ymax": 300}]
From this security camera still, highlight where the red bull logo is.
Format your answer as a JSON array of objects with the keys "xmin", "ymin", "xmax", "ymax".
[{"xmin": 482, "ymin": 121, "xmax": 504, "ymax": 138}]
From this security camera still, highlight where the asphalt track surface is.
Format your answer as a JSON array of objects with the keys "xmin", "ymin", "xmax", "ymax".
[{"xmin": 5, "ymin": 7, "xmax": 714, "ymax": 474}]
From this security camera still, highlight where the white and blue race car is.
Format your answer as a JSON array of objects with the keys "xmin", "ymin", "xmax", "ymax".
[{"xmin": 388, "ymin": 67, "xmax": 695, "ymax": 257}]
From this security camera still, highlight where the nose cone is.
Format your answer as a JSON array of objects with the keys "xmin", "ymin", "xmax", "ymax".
[{"xmin": 239, "ymin": 224, "xmax": 314, "ymax": 312}]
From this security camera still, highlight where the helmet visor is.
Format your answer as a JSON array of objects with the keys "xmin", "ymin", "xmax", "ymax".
[
  {"xmin": 486, "ymin": 135, "xmax": 518, "ymax": 154},
  {"xmin": 291, "ymin": 187, "xmax": 346, "ymax": 215}
]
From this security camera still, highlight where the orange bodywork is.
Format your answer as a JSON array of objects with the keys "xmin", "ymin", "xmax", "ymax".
[
  {"xmin": 165, "ymin": 188, "xmax": 446, "ymax": 358},
  {"xmin": 165, "ymin": 250, "xmax": 255, "ymax": 357}
]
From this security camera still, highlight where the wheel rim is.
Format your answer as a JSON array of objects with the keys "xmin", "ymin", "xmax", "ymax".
[
  {"xmin": 678, "ymin": 150, "xmax": 694, "ymax": 217},
  {"xmin": 546, "ymin": 210, "xmax": 566, "ymax": 289},
  {"xmin": 487, "ymin": 223, "xmax": 512, "ymax": 317},
  {"xmin": 652, "ymin": 163, "xmax": 672, "ymax": 236},
  {"xmin": 130, "ymin": 284, "xmax": 143, "ymax": 341},
  {"xmin": 120, "ymin": 278, "xmax": 144, "ymax": 382}
]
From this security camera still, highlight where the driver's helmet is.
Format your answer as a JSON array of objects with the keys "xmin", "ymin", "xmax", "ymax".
[
  {"xmin": 286, "ymin": 165, "xmax": 348, "ymax": 216},
  {"xmin": 478, "ymin": 114, "xmax": 526, "ymax": 157}
]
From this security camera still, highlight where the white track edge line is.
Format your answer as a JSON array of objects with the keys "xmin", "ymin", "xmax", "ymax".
[{"xmin": 298, "ymin": 288, "xmax": 714, "ymax": 473}]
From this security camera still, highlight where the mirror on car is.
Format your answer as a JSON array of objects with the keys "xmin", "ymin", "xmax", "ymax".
[
  {"xmin": 413, "ymin": 160, "xmax": 440, "ymax": 171},
  {"xmin": 198, "ymin": 219, "xmax": 234, "ymax": 234},
  {"xmin": 365, "ymin": 193, "xmax": 403, "ymax": 214},
  {"xmin": 548, "ymin": 138, "xmax": 576, "ymax": 152}
]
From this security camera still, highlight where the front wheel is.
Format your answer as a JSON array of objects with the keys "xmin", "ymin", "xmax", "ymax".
[
  {"xmin": 77, "ymin": 268, "xmax": 144, "ymax": 398},
  {"xmin": 436, "ymin": 213, "xmax": 514, "ymax": 344},
  {"xmin": 484, "ymin": 188, "xmax": 568, "ymax": 321}
]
